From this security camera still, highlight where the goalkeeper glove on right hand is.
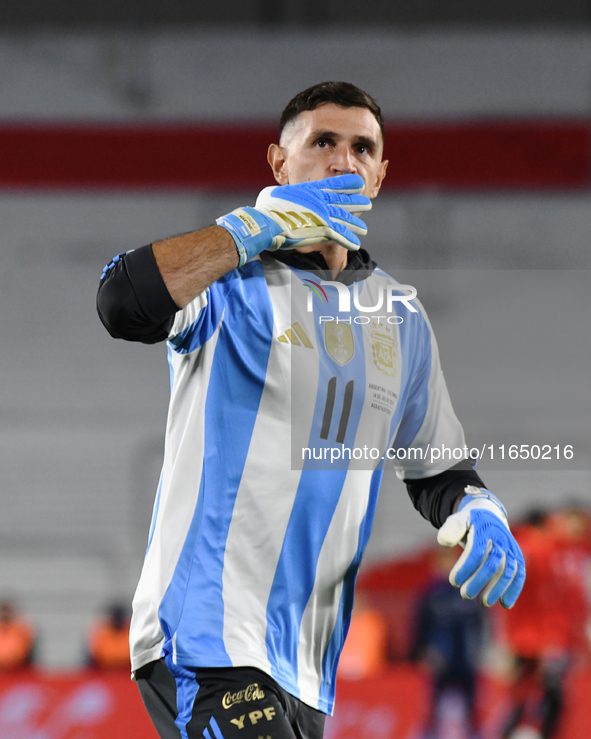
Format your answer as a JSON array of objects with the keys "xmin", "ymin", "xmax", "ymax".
[
  {"xmin": 437, "ymin": 486, "xmax": 526, "ymax": 608},
  {"xmin": 216, "ymin": 174, "xmax": 371, "ymax": 266}
]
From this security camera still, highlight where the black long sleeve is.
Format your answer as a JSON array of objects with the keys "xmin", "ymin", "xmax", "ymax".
[
  {"xmin": 404, "ymin": 460, "xmax": 486, "ymax": 528},
  {"xmin": 96, "ymin": 244, "xmax": 179, "ymax": 344}
]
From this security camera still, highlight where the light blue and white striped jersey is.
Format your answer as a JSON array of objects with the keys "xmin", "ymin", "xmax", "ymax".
[{"xmin": 130, "ymin": 251, "xmax": 465, "ymax": 714}]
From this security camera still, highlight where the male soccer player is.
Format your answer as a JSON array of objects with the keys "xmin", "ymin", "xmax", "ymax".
[{"xmin": 97, "ymin": 81, "xmax": 525, "ymax": 739}]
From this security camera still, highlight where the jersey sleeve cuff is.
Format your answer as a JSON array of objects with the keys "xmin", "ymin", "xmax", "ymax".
[{"xmin": 404, "ymin": 461, "xmax": 486, "ymax": 528}]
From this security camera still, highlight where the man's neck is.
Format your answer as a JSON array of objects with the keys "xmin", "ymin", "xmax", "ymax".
[{"xmin": 296, "ymin": 242, "xmax": 347, "ymax": 277}]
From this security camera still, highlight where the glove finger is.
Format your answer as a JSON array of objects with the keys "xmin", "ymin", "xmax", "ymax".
[
  {"xmin": 277, "ymin": 230, "xmax": 359, "ymax": 251},
  {"xmin": 323, "ymin": 191, "xmax": 372, "ymax": 212},
  {"xmin": 276, "ymin": 235, "xmax": 325, "ymax": 250},
  {"xmin": 452, "ymin": 529, "xmax": 495, "ymax": 587},
  {"xmin": 448, "ymin": 524, "xmax": 475, "ymax": 587},
  {"xmin": 480, "ymin": 552, "xmax": 512, "ymax": 607},
  {"xmin": 500, "ymin": 550, "xmax": 526, "ymax": 609},
  {"xmin": 281, "ymin": 223, "xmax": 360, "ymax": 250},
  {"xmin": 329, "ymin": 211, "xmax": 368, "ymax": 236},
  {"xmin": 327, "ymin": 205, "xmax": 367, "ymax": 226},
  {"xmin": 460, "ymin": 539, "xmax": 500, "ymax": 600},
  {"xmin": 325, "ymin": 222, "xmax": 362, "ymax": 250},
  {"xmin": 271, "ymin": 217, "xmax": 361, "ymax": 250},
  {"xmin": 437, "ymin": 509, "xmax": 470, "ymax": 549},
  {"xmin": 459, "ymin": 542, "xmax": 504, "ymax": 600},
  {"xmin": 315, "ymin": 173, "xmax": 365, "ymax": 193}
]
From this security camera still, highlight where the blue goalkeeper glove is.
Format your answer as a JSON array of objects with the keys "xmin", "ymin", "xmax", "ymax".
[
  {"xmin": 437, "ymin": 486, "xmax": 526, "ymax": 608},
  {"xmin": 216, "ymin": 174, "xmax": 371, "ymax": 266}
]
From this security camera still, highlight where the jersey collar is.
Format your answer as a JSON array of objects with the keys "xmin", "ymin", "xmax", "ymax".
[{"xmin": 265, "ymin": 248, "xmax": 377, "ymax": 285}]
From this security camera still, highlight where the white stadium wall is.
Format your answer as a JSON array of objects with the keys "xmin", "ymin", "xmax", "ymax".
[
  {"xmin": 3, "ymin": 30, "xmax": 591, "ymax": 120},
  {"xmin": 0, "ymin": 30, "xmax": 590, "ymax": 667}
]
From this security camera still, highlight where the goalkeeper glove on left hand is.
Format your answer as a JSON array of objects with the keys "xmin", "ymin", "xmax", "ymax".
[
  {"xmin": 216, "ymin": 174, "xmax": 371, "ymax": 266},
  {"xmin": 437, "ymin": 486, "xmax": 526, "ymax": 608}
]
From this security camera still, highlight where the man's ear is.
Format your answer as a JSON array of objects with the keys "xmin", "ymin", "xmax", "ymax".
[
  {"xmin": 268, "ymin": 144, "xmax": 289, "ymax": 185},
  {"xmin": 369, "ymin": 159, "xmax": 388, "ymax": 199}
]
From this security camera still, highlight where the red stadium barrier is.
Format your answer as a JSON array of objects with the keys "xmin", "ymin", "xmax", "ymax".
[
  {"xmin": 0, "ymin": 667, "xmax": 588, "ymax": 738},
  {"xmin": 0, "ymin": 670, "xmax": 158, "ymax": 738},
  {"xmin": 328, "ymin": 666, "xmax": 430, "ymax": 739},
  {"xmin": 0, "ymin": 120, "xmax": 589, "ymax": 191},
  {"xmin": 331, "ymin": 667, "xmax": 591, "ymax": 739}
]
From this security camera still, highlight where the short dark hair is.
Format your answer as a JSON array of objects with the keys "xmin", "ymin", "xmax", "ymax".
[{"xmin": 279, "ymin": 81, "xmax": 384, "ymax": 141}]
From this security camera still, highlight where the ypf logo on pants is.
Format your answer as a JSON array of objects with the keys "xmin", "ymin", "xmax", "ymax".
[
  {"xmin": 222, "ymin": 683, "xmax": 265, "ymax": 709},
  {"xmin": 229, "ymin": 707, "xmax": 276, "ymax": 731}
]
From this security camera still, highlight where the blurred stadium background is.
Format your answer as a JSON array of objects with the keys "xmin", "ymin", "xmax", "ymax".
[{"xmin": 0, "ymin": 2, "xmax": 590, "ymax": 736}]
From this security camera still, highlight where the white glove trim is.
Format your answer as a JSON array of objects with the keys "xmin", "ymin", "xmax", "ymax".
[{"xmin": 459, "ymin": 497, "xmax": 509, "ymax": 527}]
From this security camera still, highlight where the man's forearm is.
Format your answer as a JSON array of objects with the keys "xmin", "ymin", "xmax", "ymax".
[{"xmin": 152, "ymin": 225, "xmax": 239, "ymax": 309}]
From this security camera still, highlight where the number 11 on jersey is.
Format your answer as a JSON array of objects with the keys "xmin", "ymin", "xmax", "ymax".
[{"xmin": 319, "ymin": 378, "xmax": 354, "ymax": 444}]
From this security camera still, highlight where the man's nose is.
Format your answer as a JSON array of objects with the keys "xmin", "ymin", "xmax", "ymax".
[{"xmin": 330, "ymin": 146, "xmax": 356, "ymax": 175}]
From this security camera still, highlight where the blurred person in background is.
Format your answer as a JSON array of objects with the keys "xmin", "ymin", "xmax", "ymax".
[
  {"xmin": 87, "ymin": 602, "xmax": 131, "ymax": 670},
  {"xmin": 411, "ymin": 547, "xmax": 486, "ymax": 739},
  {"xmin": 502, "ymin": 505, "xmax": 591, "ymax": 739},
  {"xmin": 337, "ymin": 592, "xmax": 389, "ymax": 680},
  {"xmin": 0, "ymin": 598, "xmax": 36, "ymax": 671},
  {"xmin": 544, "ymin": 505, "xmax": 591, "ymax": 660}
]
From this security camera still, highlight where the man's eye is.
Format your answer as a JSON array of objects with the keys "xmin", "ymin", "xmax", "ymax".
[{"xmin": 315, "ymin": 139, "xmax": 331, "ymax": 148}]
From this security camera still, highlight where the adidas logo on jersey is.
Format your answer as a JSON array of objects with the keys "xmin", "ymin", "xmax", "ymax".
[{"xmin": 277, "ymin": 322, "xmax": 313, "ymax": 348}]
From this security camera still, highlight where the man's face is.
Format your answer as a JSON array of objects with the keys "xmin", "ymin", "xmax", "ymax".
[{"xmin": 268, "ymin": 103, "xmax": 388, "ymax": 199}]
